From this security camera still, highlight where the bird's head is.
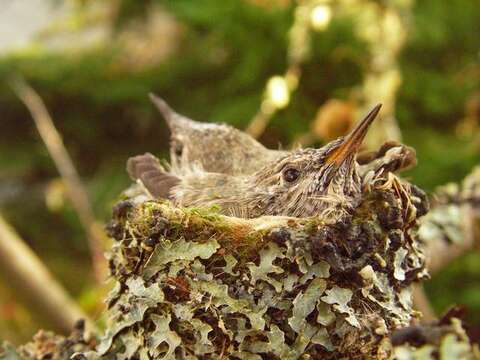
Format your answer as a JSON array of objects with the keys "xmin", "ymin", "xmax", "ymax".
[{"xmin": 252, "ymin": 104, "xmax": 381, "ymax": 217}]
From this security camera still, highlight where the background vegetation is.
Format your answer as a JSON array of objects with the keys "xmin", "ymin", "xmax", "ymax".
[{"xmin": 0, "ymin": 0, "xmax": 479, "ymax": 344}]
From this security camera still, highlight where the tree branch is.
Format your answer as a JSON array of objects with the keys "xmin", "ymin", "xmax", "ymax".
[
  {"xmin": 10, "ymin": 77, "xmax": 107, "ymax": 282},
  {"xmin": 419, "ymin": 166, "xmax": 480, "ymax": 275},
  {"xmin": 0, "ymin": 214, "xmax": 94, "ymax": 334}
]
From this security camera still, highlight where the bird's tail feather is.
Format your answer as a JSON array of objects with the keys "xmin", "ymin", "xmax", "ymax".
[
  {"xmin": 149, "ymin": 93, "xmax": 177, "ymax": 127},
  {"xmin": 149, "ymin": 92, "xmax": 198, "ymax": 132},
  {"xmin": 127, "ymin": 153, "xmax": 180, "ymax": 199}
]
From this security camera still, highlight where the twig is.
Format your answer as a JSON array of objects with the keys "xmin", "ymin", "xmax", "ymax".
[
  {"xmin": 245, "ymin": 103, "xmax": 276, "ymax": 139},
  {"xmin": 412, "ymin": 284, "xmax": 436, "ymax": 322},
  {"xmin": 245, "ymin": 0, "xmax": 326, "ymax": 138},
  {"xmin": 10, "ymin": 77, "xmax": 106, "ymax": 282},
  {"xmin": 0, "ymin": 214, "xmax": 95, "ymax": 333}
]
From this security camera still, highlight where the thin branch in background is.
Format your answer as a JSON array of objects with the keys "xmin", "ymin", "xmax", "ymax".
[
  {"xmin": 424, "ymin": 202, "xmax": 477, "ymax": 275},
  {"xmin": 245, "ymin": 103, "xmax": 277, "ymax": 140},
  {"xmin": 0, "ymin": 214, "xmax": 95, "ymax": 334},
  {"xmin": 245, "ymin": 0, "xmax": 332, "ymax": 138},
  {"xmin": 351, "ymin": 1, "xmax": 410, "ymax": 150},
  {"xmin": 10, "ymin": 77, "xmax": 107, "ymax": 283},
  {"xmin": 412, "ymin": 284, "xmax": 436, "ymax": 322}
]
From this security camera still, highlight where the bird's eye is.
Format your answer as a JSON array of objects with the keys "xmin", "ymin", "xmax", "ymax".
[
  {"xmin": 174, "ymin": 143, "xmax": 183, "ymax": 157},
  {"xmin": 283, "ymin": 168, "xmax": 301, "ymax": 183}
]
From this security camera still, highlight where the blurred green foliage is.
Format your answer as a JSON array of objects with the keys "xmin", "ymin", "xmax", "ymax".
[{"xmin": 0, "ymin": 0, "xmax": 479, "ymax": 344}]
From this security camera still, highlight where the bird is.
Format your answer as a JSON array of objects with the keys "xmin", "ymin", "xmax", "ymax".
[
  {"xmin": 357, "ymin": 140, "xmax": 417, "ymax": 179},
  {"xmin": 149, "ymin": 93, "xmax": 288, "ymax": 175},
  {"xmin": 150, "ymin": 94, "xmax": 415, "ymax": 180},
  {"xmin": 128, "ymin": 104, "xmax": 382, "ymax": 218}
]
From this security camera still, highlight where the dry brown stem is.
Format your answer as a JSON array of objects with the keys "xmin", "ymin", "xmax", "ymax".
[
  {"xmin": 412, "ymin": 284, "xmax": 436, "ymax": 322},
  {"xmin": 0, "ymin": 214, "xmax": 93, "ymax": 333},
  {"xmin": 11, "ymin": 77, "xmax": 107, "ymax": 282}
]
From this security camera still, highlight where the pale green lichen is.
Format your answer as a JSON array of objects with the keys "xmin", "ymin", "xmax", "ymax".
[
  {"xmin": 147, "ymin": 314, "xmax": 182, "ymax": 359},
  {"xmin": 143, "ymin": 237, "xmax": 220, "ymax": 278},
  {"xmin": 289, "ymin": 278, "xmax": 327, "ymax": 332},
  {"xmin": 393, "ymin": 248, "xmax": 408, "ymax": 281},
  {"xmin": 247, "ymin": 242, "xmax": 285, "ymax": 292},
  {"xmin": 321, "ymin": 286, "xmax": 360, "ymax": 329}
]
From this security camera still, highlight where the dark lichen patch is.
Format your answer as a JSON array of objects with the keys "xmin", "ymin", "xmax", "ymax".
[{"xmin": 81, "ymin": 174, "xmax": 437, "ymax": 359}]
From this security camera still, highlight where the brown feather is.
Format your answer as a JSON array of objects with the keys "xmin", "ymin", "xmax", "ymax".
[{"xmin": 126, "ymin": 153, "xmax": 180, "ymax": 199}]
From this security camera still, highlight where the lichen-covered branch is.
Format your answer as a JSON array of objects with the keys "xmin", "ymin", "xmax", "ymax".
[
  {"xmin": 418, "ymin": 166, "xmax": 480, "ymax": 274},
  {"xmin": 2, "ymin": 323, "xmax": 95, "ymax": 360},
  {"xmin": 390, "ymin": 315, "xmax": 479, "ymax": 359}
]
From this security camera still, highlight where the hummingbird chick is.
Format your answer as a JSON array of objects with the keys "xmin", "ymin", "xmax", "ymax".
[
  {"xmin": 150, "ymin": 93, "xmax": 287, "ymax": 175},
  {"xmin": 129, "ymin": 104, "xmax": 382, "ymax": 218},
  {"xmin": 151, "ymin": 94, "xmax": 415, "ymax": 178},
  {"xmin": 357, "ymin": 140, "xmax": 417, "ymax": 182}
]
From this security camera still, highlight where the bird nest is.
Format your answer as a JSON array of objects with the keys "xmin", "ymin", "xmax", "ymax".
[
  {"xmin": 5, "ymin": 172, "xmax": 479, "ymax": 359},
  {"xmin": 79, "ymin": 174, "xmax": 430, "ymax": 360}
]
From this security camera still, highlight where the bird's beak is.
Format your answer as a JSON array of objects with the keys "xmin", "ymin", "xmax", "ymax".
[{"xmin": 325, "ymin": 103, "xmax": 382, "ymax": 166}]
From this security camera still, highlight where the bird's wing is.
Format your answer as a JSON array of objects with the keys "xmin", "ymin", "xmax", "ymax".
[
  {"xmin": 127, "ymin": 153, "xmax": 180, "ymax": 199},
  {"xmin": 357, "ymin": 141, "xmax": 417, "ymax": 177}
]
